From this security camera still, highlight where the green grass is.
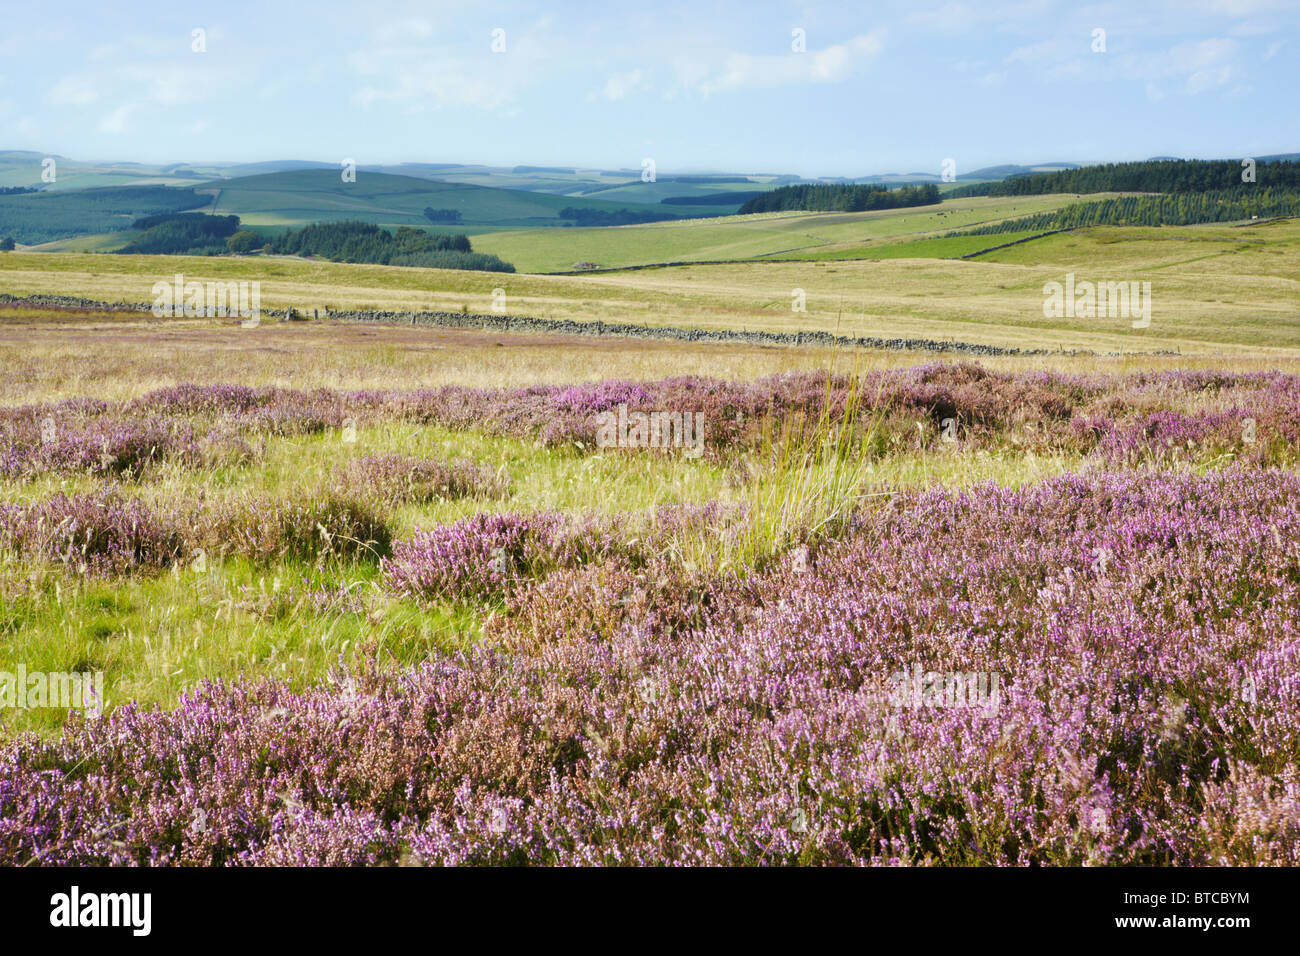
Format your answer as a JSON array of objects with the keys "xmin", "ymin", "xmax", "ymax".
[
  {"xmin": 0, "ymin": 418, "xmax": 737, "ymax": 736},
  {"xmin": 0, "ymin": 404, "xmax": 1102, "ymax": 737},
  {"xmin": 770, "ymin": 229, "xmax": 1047, "ymax": 262},
  {"xmin": 976, "ymin": 221, "xmax": 1300, "ymax": 279},
  {"xmin": 472, "ymin": 195, "xmax": 1087, "ymax": 272},
  {"xmin": 28, "ymin": 231, "xmax": 136, "ymax": 253}
]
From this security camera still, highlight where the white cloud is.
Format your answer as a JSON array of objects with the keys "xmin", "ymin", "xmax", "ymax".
[
  {"xmin": 119, "ymin": 64, "xmax": 220, "ymax": 106},
  {"xmin": 346, "ymin": 19, "xmax": 550, "ymax": 112},
  {"xmin": 1186, "ymin": 64, "xmax": 1232, "ymax": 91},
  {"xmin": 352, "ymin": 64, "xmax": 517, "ymax": 112},
  {"xmin": 1004, "ymin": 39, "xmax": 1059, "ymax": 63},
  {"xmin": 47, "ymin": 74, "xmax": 100, "ymax": 106},
  {"xmin": 98, "ymin": 104, "xmax": 135, "ymax": 133},
  {"xmin": 589, "ymin": 69, "xmax": 649, "ymax": 102},
  {"xmin": 1194, "ymin": 0, "xmax": 1292, "ymax": 15},
  {"xmin": 909, "ymin": 1, "xmax": 1053, "ymax": 33},
  {"xmin": 693, "ymin": 30, "xmax": 885, "ymax": 95},
  {"xmin": 1124, "ymin": 36, "xmax": 1241, "ymax": 94}
]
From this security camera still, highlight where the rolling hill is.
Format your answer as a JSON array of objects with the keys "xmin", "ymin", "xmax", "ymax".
[{"xmin": 202, "ymin": 169, "xmax": 745, "ymax": 228}]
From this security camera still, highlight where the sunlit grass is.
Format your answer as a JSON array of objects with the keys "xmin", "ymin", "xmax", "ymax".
[{"xmin": 0, "ymin": 401, "xmax": 1107, "ymax": 738}]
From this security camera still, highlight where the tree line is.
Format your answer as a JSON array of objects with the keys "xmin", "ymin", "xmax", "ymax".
[
  {"xmin": 559, "ymin": 207, "xmax": 681, "ymax": 226},
  {"xmin": 267, "ymin": 221, "xmax": 515, "ymax": 272},
  {"xmin": 737, "ymin": 183, "xmax": 940, "ymax": 214},
  {"xmin": 0, "ymin": 186, "xmax": 208, "ymax": 245},
  {"xmin": 423, "ymin": 207, "xmax": 462, "ymax": 224},
  {"xmin": 115, "ymin": 213, "xmax": 241, "ymax": 255},
  {"xmin": 947, "ymin": 159, "xmax": 1300, "ymax": 197},
  {"xmin": 949, "ymin": 188, "xmax": 1300, "ymax": 236}
]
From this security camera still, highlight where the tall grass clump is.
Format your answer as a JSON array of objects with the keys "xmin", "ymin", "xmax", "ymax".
[{"xmin": 670, "ymin": 365, "xmax": 883, "ymax": 575}]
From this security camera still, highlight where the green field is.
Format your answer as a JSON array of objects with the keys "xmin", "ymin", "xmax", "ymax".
[
  {"xmin": 4, "ymin": 214, "xmax": 1298, "ymax": 356},
  {"xmin": 764, "ymin": 229, "xmax": 1046, "ymax": 262},
  {"xmin": 472, "ymin": 195, "xmax": 1088, "ymax": 272}
]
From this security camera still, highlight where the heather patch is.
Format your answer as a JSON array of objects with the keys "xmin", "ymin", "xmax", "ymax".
[
  {"xmin": 5, "ymin": 367, "xmax": 1300, "ymax": 477},
  {"xmin": 333, "ymin": 453, "xmax": 509, "ymax": 507},
  {"xmin": 5, "ymin": 467, "xmax": 1298, "ymax": 865},
  {"xmin": 382, "ymin": 511, "xmax": 631, "ymax": 602}
]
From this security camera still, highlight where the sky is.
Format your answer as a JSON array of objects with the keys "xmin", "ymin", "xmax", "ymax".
[{"xmin": 0, "ymin": 0, "xmax": 1296, "ymax": 178}]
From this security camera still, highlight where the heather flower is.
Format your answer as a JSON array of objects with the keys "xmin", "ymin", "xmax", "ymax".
[{"xmin": 4, "ymin": 467, "xmax": 1298, "ymax": 865}]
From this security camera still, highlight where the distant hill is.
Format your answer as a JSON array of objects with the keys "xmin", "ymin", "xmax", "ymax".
[
  {"xmin": 0, "ymin": 185, "xmax": 209, "ymax": 244},
  {"xmin": 959, "ymin": 163, "xmax": 1081, "ymax": 180},
  {"xmin": 222, "ymin": 160, "xmax": 339, "ymax": 177},
  {"xmin": 202, "ymin": 169, "xmax": 744, "ymax": 229}
]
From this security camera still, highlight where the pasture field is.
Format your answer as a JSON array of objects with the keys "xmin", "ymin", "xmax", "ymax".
[
  {"xmin": 470, "ymin": 194, "xmax": 1084, "ymax": 271},
  {"xmin": 3, "ymin": 213, "xmax": 1298, "ymax": 356},
  {"xmin": 763, "ymin": 229, "xmax": 1047, "ymax": 261}
]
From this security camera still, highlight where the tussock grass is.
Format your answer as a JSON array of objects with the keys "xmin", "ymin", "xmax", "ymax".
[{"xmin": 726, "ymin": 373, "xmax": 879, "ymax": 572}]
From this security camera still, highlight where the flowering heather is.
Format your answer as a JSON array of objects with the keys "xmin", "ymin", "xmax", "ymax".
[
  {"xmin": 383, "ymin": 502, "xmax": 731, "ymax": 604},
  {"xmin": 334, "ymin": 453, "xmax": 508, "ymax": 507},
  {"xmin": 382, "ymin": 510, "xmax": 630, "ymax": 602},
  {"xmin": 0, "ymin": 486, "xmax": 392, "ymax": 574},
  {"xmin": 4, "ymin": 466, "xmax": 1298, "ymax": 865},
  {"xmin": 0, "ymin": 418, "xmax": 200, "ymax": 479},
  {"xmin": 0, "ymin": 488, "xmax": 184, "ymax": 575},
  {"xmin": 4, "ymin": 367, "xmax": 1300, "ymax": 470}
]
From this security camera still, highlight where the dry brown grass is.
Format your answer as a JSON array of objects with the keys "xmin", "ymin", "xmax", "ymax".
[
  {"xmin": 4, "ymin": 303, "xmax": 1300, "ymax": 406},
  {"xmin": 4, "ymin": 232, "xmax": 1299, "ymax": 359}
]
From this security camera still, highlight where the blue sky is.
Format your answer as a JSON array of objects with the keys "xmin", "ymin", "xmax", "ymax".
[{"xmin": 1, "ymin": 0, "xmax": 1296, "ymax": 177}]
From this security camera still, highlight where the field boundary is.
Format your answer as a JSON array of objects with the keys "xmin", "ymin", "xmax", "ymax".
[
  {"xmin": 0, "ymin": 292, "xmax": 1153, "ymax": 358},
  {"xmin": 957, "ymin": 227, "xmax": 1079, "ymax": 259}
]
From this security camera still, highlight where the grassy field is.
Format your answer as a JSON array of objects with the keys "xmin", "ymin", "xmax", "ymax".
[
  {"xmin": 3, "ymin": 212, "xmax": 1298, "ymax": 355},
  {"xmin": 771, "ymin": 229, "xmax": 1047, "ymax": 261},
  {"xmin": 8, "ymin": 302, "xmax": 1300, "ymax": 408},
  {"xmin": 471, "ymin": 194, "xmax": 1083, "ymax": 271}
]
